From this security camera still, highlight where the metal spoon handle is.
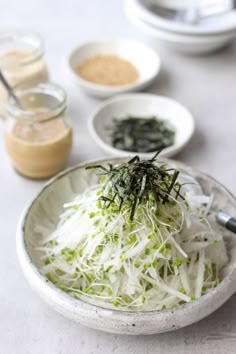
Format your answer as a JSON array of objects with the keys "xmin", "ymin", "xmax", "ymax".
[
  {"xmin": 216, "ymin": 212, "xmax": 236, "ymax": 234},
  {"xmin": 226, "ymin": 218, "xmax": 236, "ymax": 233},
  {"xmin": 0, "ymin": 70, "xmax": 22, "ymax": 107}
]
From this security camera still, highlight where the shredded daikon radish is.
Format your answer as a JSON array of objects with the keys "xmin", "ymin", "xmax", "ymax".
[{"xmin": 37, "ymin": 159, "xmax": 228, "ymax": 312}]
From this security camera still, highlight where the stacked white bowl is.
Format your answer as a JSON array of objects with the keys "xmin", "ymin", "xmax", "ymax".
[{"xmin": 124, "ymin": 0, "xmax": 236, "ymax": 54}]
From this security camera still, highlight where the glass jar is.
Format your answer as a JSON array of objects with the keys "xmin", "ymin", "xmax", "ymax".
[
  {"xmin": 0, "ymin": 30, "xmax": 49, "ymax": 115},
  {"xmin": 4, "ymin": 83, "xmax": 72, "ymax": 179}
]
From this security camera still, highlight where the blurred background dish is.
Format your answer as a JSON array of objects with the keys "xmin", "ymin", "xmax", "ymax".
[
  {"xmin": 124, "ymin": 0, "xmax": 236, "ymax": 53},
  {"xmin": 88, "ymin": 93, "xmax": 195, "ymax": 158},
  {"xmin": 129, "ymin": 0, "xmax": 236, "ymax": 35},
  {"xmin": 67, "ymin": 39, "xmax": 161, "ymax": 97},
  {"xmin": 126, "ymin": 9, "xmax": 236, "ymax": 54}
]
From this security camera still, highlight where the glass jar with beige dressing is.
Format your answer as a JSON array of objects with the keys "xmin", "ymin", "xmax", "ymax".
[
  {"xmin": 4, "ymin": 83, "xmax": 72, "ymax": 179},
  {"xmin": 0, "ymin": 30, "xmax": 49, "ymax": 116}
]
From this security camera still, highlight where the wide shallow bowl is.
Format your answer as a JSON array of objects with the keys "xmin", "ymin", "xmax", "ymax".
[
  {"xmin": 129, "ymin": 0, "xmax": 236, "ymax": 36},
  {"xmin": 88, "ymin": 93, "xmax": 195, "ymax": 158},
  {"xmin": 125, "ymin": 2, "xmax": 236, "ymax": 54},
  {"xmin": 17, "ymin": 157, "xmax": 236, "ymax": 335},
  {"xmin": 67, "ymin": 39, "xmax": 161, "ymax": 98}
]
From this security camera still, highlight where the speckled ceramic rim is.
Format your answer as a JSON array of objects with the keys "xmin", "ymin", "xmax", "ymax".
[{"xmin": 16, "ymin": 158, "xmax": 236, "ymax": 335}]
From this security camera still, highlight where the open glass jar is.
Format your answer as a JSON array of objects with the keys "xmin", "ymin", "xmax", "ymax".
[
  {"xmin": 4, "ymin": 83, "xmax": 72, "ymax": 179},
  {"xmin": 0, "ymin": 30, "xmax": 49, "ymax": 115}
]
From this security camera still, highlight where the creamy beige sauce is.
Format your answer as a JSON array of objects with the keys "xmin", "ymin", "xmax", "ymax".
[
  {"xmin": 4, "ymin": 118, "xmax": 72, "ymax": 179},
  {"xmin": 0, "ymin": 49, "xmax": 48, "ymax": 115}
]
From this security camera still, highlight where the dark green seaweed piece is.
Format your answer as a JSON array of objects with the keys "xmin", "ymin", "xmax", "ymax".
[
  {"xmin": 107, "ymin": 116, "xmax": 175, "ymax": 153},
  {"xmin": 86, "ymin": 152, "xmax": 184, "ymax": 220}
]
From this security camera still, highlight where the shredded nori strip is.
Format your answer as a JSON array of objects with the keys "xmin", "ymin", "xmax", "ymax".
[
  {"xmin": 107, "ymin": 116, "xmax": 175, "ymax": 153},
  {"xmin": 86, "ymin": 152, "xmax": 184, "ymax": 220}
]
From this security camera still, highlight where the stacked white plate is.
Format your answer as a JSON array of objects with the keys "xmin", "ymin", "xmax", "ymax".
[{"xmin": 124, "ymin": 0, "xmax": 236, "ymax": 54}]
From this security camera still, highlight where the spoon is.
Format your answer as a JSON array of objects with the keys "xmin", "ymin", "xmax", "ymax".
[
  {"xmin": 213, "ymin": 212, "xmax": 236, "ymax": 234},
  {"xmin": 180, "ymin": 173, "xmax": 236, "ymax": 234},
  {"xmin": 0, "ymin": 69, "xmax": 23, "ymax": 108}
]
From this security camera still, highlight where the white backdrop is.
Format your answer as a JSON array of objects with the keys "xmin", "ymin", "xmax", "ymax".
[{"xmin": 1, "ymin": 1, "xmax": 236, "ymax": 353}]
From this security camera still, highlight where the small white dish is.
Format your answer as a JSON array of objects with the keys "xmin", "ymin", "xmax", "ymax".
[
  {"xmin": 88, "ymin": 93, "xmax": 195, "ymax": 158},
  {"xmin": 67, "ymin": 39, "xmax": 161, "ymax": 98},
  {"xmin": 17, "ymin": 158, "xmax": 236, "ymax": 334}
]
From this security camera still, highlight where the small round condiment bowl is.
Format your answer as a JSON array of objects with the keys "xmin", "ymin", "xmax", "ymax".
[
  {"xmin": 126, "ymin": 10, "xmax": 236, "ymax": 55},
  {"xmin": 88, "ymin": 93, "xmax": 195, "ymax": 158},
  {"xmin": 67, "ymin": 39, "xmax": 161, "ymax": 98},
  {"xmin": 17, "ymin": 158, "xmax": 236, "ymax": 334}
]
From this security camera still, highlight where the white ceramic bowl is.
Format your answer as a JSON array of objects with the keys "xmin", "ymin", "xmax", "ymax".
[
  {"xmin": 88, "ymin": 94, "xmax": 195, "ymax": 158},
  {"xmin": 67, "ymin": 39, "xmax": 161, "ymax": 98},
  {"xmin": 125, "ymin": 2, "xmax": 236, "ymax": 54},
  {"xmin": 17, "ymin": 158, "xmax": 236, "ymax": 334},
  {"xmin": 128, "ymin": 0, "xmax": 236, "ymax": 36}
]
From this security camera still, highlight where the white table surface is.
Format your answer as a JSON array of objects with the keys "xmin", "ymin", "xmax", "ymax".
[{"xmin": 1, "ymin": 1, "xmax": 236, "ymax": 353}]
